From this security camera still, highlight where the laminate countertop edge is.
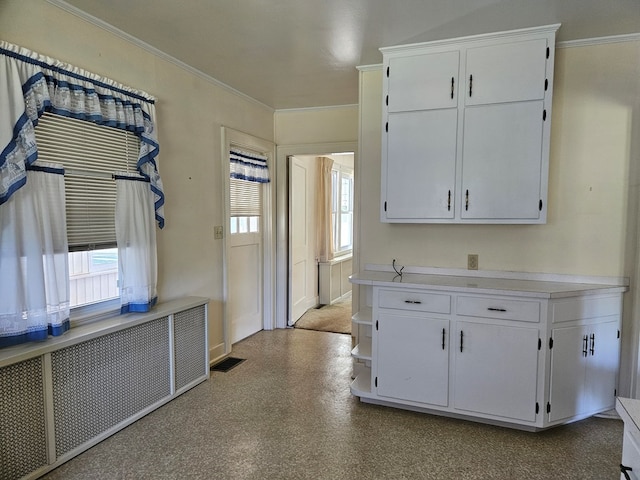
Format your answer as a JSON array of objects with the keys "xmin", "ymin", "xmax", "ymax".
[{"xmin": 349, "ymin": 270, "xmax": 628, "ymax": 299}]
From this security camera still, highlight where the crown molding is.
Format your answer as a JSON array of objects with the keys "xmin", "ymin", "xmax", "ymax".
[{"xmin": 558, "ymin": 32, "xmax": 640, "ymax": 48}]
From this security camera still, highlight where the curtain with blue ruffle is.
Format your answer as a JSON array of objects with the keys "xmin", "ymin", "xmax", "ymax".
[
  {"xmin": 0, "ymin": 40, "xmax": 165, "ymax": 227},
  {"xmin": 0, "ymin": 41, "xmax": 165, "ymax": 347},
  {"xmin": 230, "ymin": 148, "xmax": 270, "ymax": 183},
  {"xmin": 115, "ymin": 172, "xmax": 158, "ymax": 314},
  {"xmin": 0, "ymin": 164, "xmax": 70, "ymax": 347}
]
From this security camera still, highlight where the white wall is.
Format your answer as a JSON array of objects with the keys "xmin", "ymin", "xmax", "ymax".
[
  {"xmin": 357, "ymin": 39, "xmax": 640, "ymax": 395},
  {"xmin": 0, "ymin": 0, "xmax": 275, "ymax": 362}
]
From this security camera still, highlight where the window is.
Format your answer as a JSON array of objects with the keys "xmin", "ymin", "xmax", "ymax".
[
  {"xmin": 229, "ymin": 177, "xmax": 261, "ymax": 235},
  {"xmin": 331, "ymin": 166, "xmax": 354, "ymax": 254},
  {"xmin": 34, "ymin": 113, "xmax": 140, "ymax": 309}
]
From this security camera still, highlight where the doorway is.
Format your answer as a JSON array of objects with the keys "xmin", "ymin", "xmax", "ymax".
[
  {"xmin": 277, "ymin": 146, "xmax": 356, "ymax": 328},
  {"xmin": 221, "ymin": 127, "xmax": 275, "ymax": 355}
]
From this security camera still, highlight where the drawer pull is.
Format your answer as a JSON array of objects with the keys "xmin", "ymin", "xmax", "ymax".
[
  {"xmin": 487, "ymin": 307, "xmax": 507, "ymax": 312},
  {"xmin": 404, "ymin": 300, "xmax": 422, "ymax": 304}
]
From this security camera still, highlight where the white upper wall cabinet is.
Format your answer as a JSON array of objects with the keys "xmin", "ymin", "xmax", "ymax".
[{"xmin": 380, "ymin": 24, "xmax": 560, "ymax": 224}]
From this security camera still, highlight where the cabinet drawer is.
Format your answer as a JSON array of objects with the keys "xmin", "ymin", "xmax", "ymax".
[
  {"xmin": 456, "ymin": 296, "xmax": 540, "ymax": 323},
  {"xmin": 378, "ymin": 289, "xmax": 451, "ymax": 314},
  {"xmin": 552, "ymin": 295, "xmax": 622, "ymax": 324}
]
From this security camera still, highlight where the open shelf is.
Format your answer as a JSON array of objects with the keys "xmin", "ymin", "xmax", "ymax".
[{"xmin": 350, "ymin": 369, "xmax": 372, "ymax": 396}]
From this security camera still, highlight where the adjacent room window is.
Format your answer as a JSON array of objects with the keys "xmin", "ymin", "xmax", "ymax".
[
  {"xmin": 34, "ymin": 113, "xmax": 140, "ymax": 308},
  {"xmin": 331, "ymin": 165, "xmax": 354, "ymax": 254}
]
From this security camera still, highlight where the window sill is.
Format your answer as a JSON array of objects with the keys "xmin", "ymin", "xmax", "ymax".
[
  {"xmin": 319, "ymin": 252, "xmax": 353, "ymax": 266},
  {"xmin": 0, "ymin": 296, "xmax": 209, "ymax": 368},
  {"xmin": 70, "ymin": 298, "xmax": 121, "ymax": 328}
]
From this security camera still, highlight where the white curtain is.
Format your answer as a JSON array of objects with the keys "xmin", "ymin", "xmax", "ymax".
[
  {"xmin": 316, "ymin": 156, "xmax": 334, "ymax": 263},
  {"xmin": 115, "ymin": 173, "xmax": 158, "ymax": 314},
  {"xmin": 0, "ymin": 164, "xmax": 70, "ymax": 347}
]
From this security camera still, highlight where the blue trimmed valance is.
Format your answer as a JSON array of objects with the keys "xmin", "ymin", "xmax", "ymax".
[
  {"xmin": 230, "ymin": 147, "xmax": 270, "ymax": 183},
  {"xmin": 0, "ymin": 40, "xmax": 165, "ymax": 228}
]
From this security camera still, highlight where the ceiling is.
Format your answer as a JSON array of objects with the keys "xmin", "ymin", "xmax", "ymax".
[{"xmin": 56, "ymin": 0, "xmax": 640, "ymax": 110}]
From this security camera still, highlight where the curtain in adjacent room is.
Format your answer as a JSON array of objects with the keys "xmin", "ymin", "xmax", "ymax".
[
  {"xmin": 115, "ymin": 173, "xmax": 158, "ymax": 314},
  {"xmin": 0, "ymin": 164, "xmax": 70, "ymax": 347},
  {"xmin": 316, "ymin": 156, "xmax": 334, "ymax": 263},
  {"xmin": 0, "ymin": 40, "xmax": 165, "ymax": 228}
]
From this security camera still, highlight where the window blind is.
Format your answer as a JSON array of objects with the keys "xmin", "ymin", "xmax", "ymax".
[
  {"xmin": 34, "ymin": 113, "xmax": 140, "ymax": 251},
  {"xmin": 230, "ymin": 177, "xmax": 261, "ymax": 217}
]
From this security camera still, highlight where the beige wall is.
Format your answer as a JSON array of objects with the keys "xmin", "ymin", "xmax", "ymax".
[
  {"xmin": 357, "ymin": 40, "xmax": 640, "ymax": 395},
  {"xmin": 274, "ymin": 106, "xmax": 358, "ymax": 145},
  {"xmin": 0, "ymin": 0, "xmax": 275, "ymax": 362}
]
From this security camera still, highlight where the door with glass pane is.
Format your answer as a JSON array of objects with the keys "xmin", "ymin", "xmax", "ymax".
[{"xmin": 229, "ymin": 176, "xmax": 263, "ymax": 344}]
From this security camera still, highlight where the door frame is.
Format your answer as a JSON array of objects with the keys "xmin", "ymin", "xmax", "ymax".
[
  {"xmin": 275, "ymin": 142, "xmax": 357, "ymax": 329},
  {"xmin": 221, "ymin": 127, "xmax": 276, "ymax": 355}
]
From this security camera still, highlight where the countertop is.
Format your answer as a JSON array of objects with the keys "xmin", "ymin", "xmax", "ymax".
[
  {"xmin": 617, "ymin": 397, "xmax": 640, "ymax": 431},
  {"xmin": 350, "ymin": 270, "xmax": 628, "ymax": 299}
]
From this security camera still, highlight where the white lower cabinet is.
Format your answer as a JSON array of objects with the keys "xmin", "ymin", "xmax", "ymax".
[
  {"xmin": 350, "ymin": 272, "xmax": 625, "ymax": 431},
  {"xmin": 453, "ymin": 321, "xmax": 539, "ymax": 421},
  {"xmin": 376, "ymin": 311, "xmax": 449, "ymax": 406},
  {"xmin": 549, "ymin": 319, "xmax": 620, "ymax": 422},
  {"xmin": 617, "ymin": 398, "xmax": 640, "ymax": 480}
]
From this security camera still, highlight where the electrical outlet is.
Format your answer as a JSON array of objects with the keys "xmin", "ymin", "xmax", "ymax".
[
  {"xmin": 468, "ymin": 254, "xmax": 478, "ymax": 270},
  {"xmin": 214, "ymin": 225, "xmax": 223, "ymax": 239}
]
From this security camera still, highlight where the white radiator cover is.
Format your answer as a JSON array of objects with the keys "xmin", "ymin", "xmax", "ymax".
[{"xmin": 0, "ymin": 297, "xmax": 209, "ymax": 480}]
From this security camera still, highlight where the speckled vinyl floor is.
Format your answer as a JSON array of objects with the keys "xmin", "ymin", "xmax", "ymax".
[{"xmin": 42, "ymin": 328, "xmax": 623, "ymax": 480}]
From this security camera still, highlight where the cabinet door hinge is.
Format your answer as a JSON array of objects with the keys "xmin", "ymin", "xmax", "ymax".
[
  {"xmin": 544, "ymin": 78, "xmax": 548, "ymax": 91},
  {"xmin": 615, "ymin": 388, "xmax": 617, "ymax": 396},
  {"xmin": 375, "ymin": 377, "xmax": 378, "ymax": 387},
  {"xmin": 535, "ymin": 402, "xmax": 540, "ymax": 414},
  {"xmin": 546, "ymin": 402, "xmax": 551, "ymax": 414},
  {"xmin": 539, "ymin": 199, "xmax": 543, "ymax": 211},
  {"xmin": 376, "ymin": 320, "xmax": 379, "ymax": 330},
  {"xmin": 538, "ymin": 338, "xmax": 542, "ymax": 350},
  {"xmin": 618, "ymin": 329, "xmax": 621, "ymax": 339},
  {"xmin": 543, "ymin": 109, "xmax": 547, "ymax": 121},
  {"xmin": 386, "ymin": 122, "xmax": 388, "ymax": 132},
  {"xmin": 386, "ymin": 66, "xmax": 389, "ymax": 77},
  {"xmin": 386, "ymin": 95, "xmax": 388, "ymax": 106},
  {"xmin": 546, "ymin": 47, "xmax": 550, "ymax": 59},
  {"xmin": 549, "ymin": 337, "xmax": 554, "ymax": 349}
]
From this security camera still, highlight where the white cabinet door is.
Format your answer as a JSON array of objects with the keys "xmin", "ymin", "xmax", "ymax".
[
  {"xmin": 548, "ymin": 325, "xmax": 588, "ymax": 422},
  {"xmin": 384, "ymin": 108, "xmax": 457, "ymax": 219},
  {"xmin": 454, "ymin": 321, "xmax": 539, "ymax": 421},
  {"xmin": 621, "ymin": 428, "xmax": 640, "ymax": 480},
  {"xmin": 549, "ymin": 321, "xmax": 620, "ymax": 422},
  {"xmin": 465, "ymin": 39, "xmax": 548, "ymax": 106},
  {"xmin": 387, "ymin": 51, "xmax": 459, "ymax": 112},
  {"xmin": 461, "ymin": 101, "xmax": 544, "ymax": 220},
  {"xmin": 376, "ymin": 311, "xmax": 449, "ymax": 406},
  {"xmin": 585, "ymin": 321, "xmax": 620, "ymax": 413}
]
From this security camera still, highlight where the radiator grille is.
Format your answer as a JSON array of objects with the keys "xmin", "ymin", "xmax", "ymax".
[
  {"xmin": 51, "ymin": 319, "xmax": 171, "ymax": 457},
  {"xmin": 174, "ymin": 305, "xmax": 207, "ymax": 390},
  {"xmin": 0, "ymin": 357, "xmax": 48, "ymax": 480}
]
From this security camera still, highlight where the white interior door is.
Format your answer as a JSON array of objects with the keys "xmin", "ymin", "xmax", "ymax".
[
  {"xmin": 229, "ymin": 224, "xmax": 263, "ymax": 343},
  {"xmin": 289, "ymin": 156, "xmax": 318, "ymax": 324}
]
